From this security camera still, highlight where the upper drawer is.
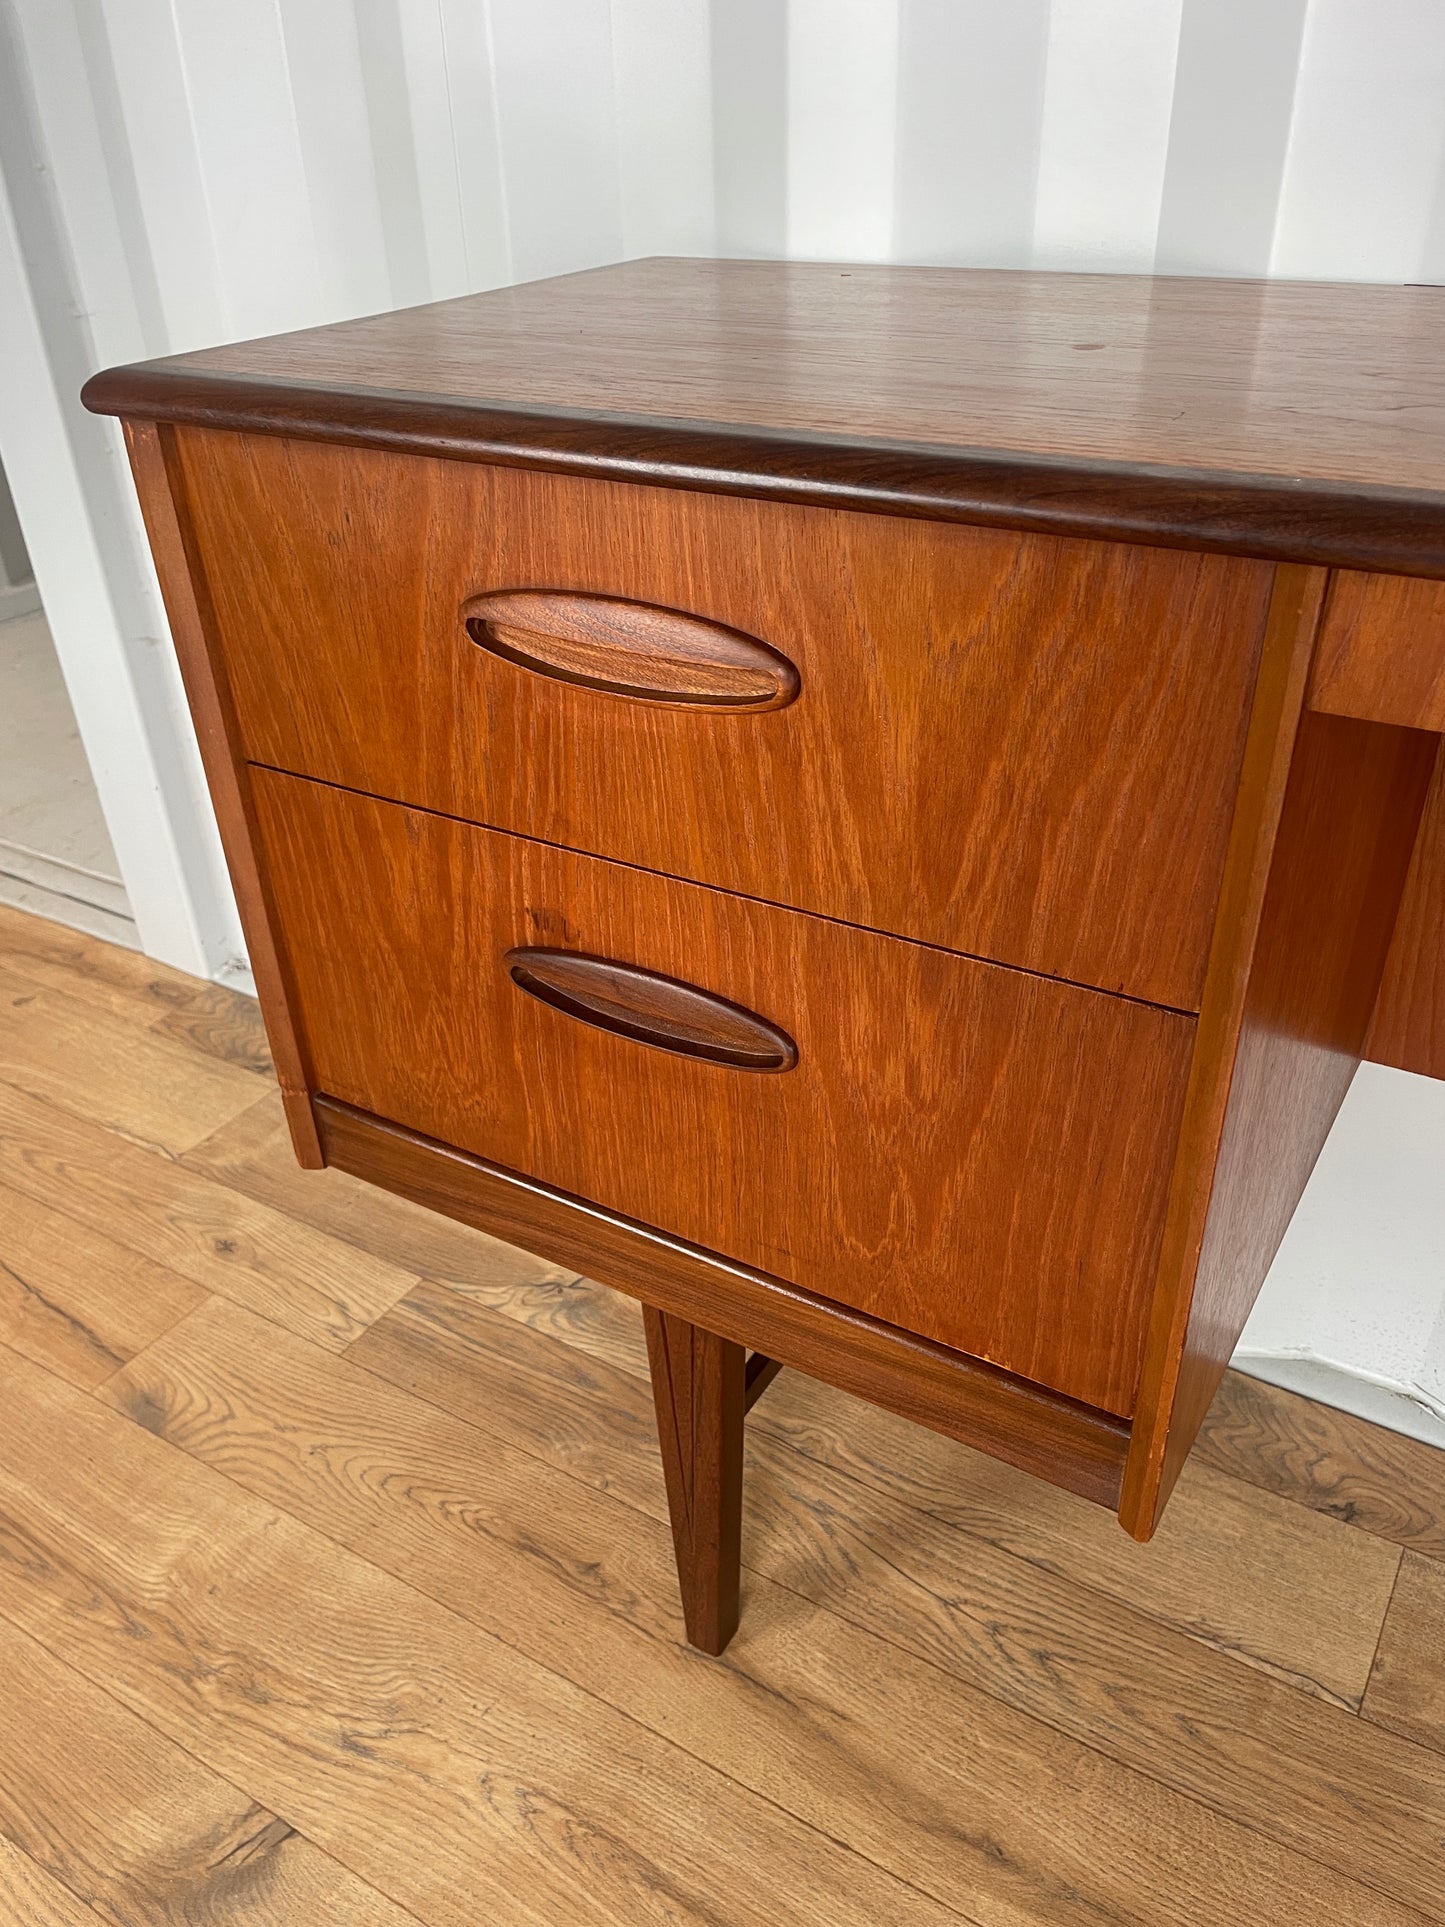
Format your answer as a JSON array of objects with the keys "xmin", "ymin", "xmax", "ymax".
[
  {"xmin": 177, "ymin": 428, "xmax": 1273, "ymax": 1008},
  {"xmin": 252, "ymin": 769, "xmax": 1195, "ymax": 1417}
]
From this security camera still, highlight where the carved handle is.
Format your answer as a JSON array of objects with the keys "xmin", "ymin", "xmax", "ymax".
[
  {"xmin": 463, "ymin": 590, "xmax": 800, "ymax": 711},
  {"xmin": 505, "ymin": 948, "xmax": 798, "ymax": 1071}
]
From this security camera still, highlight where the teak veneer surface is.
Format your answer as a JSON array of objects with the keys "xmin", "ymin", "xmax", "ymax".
[
  {"xmin": 1128, "ymin": 690, "xmax": 1437, "ymax": 1530},
  {"xmin": 177, "ymin": 428, "xmax": 1271, "ymax": 1009},
  {"xmin": 1369, "ymin": 749, "xmax": 1445, "ymax": 1080},
  {"xmin": 315, "ymin": 1096, "xmax": 1131, "ymax": 1508},
  {"xmin": 81, "ymin": 259, "xmax": 1445, "ymax": 575},
  {"xmin": 251, "ymin": 770, "xmax": 1194, "ymax": 1416},
  {"xmin": 1312, "ymin": 571, "xmax": 1445, "ymax": 732}
]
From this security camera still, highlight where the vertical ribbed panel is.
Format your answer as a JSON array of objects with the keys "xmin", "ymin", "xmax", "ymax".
[{"xmin": 29, "ymin": 0, "xmax": 1445, "ymax": 360}]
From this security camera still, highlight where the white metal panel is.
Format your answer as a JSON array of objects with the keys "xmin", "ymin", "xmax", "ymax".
[
  {"xmin": 90, "ymin": 0, "xmax": 228, "ymax": 352},
  {"xmin": 166, "ymin": 0, "xmax": 326, "ymax": 339},
  {"xmin": 390, "ymin": 0, "xmax": 473, "ymax": 302},
  {"xmin": 611, "ymin": 0, "xmax": 715, "ymax": 259},
  {"xmin": 1272, "ymin": 0, "xmax": 1445, "ymax": 281},
  {"xmin": 892, "ymin": 0, "xmax": 1050, "ymax": 270},
  {"xmin": 0, "ymin": 106, "xmax": 237, "ymax": 976},
  {"xmin": 710, "ymin": 0, "xmax": 786, "ymax": 258},
  {"xmin": 786, "ymin": 0, "xmax": 899, "ymax": 262},
  {"xmin": 275, "ymin": 0, "xmax": 394, "ymax": 319},
  {"xmin": 487, "ymin": 0, "xmax": 624, "ymax": 283},
  {"xmin": 1155, "ymin": 0, "xmax": 1309, "ymax": 278},
  {"xmin": 1033, "ymin": 0, "xmax": 1184, "ymax": 272},
  {"xmin": 437, "ymin": 0, "xmax": 512, "ymax": 290}
]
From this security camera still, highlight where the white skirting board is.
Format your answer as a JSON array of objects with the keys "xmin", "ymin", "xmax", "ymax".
[
  {"xmin": 1236, "ymin": 1060, "xmax": 1445, "ymax": 1454},
  {"xmin": 1233, "ymin": 1353, "xmax": 1445, "ymax": 1452},
  {"xmin": 0, "ymin": 606, "xmax": 137, "ymax": 947}
]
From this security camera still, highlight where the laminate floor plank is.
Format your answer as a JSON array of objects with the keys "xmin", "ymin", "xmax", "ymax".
[
  {"xmin": 0, "ymin": 1345, "xmax": 967, "ymax": 1927},
  {"xmin": 418, "ymin": 1266, "xmax": 1398, "ymax": 1703},
  {"xmin": 0, "ymin": 1180, "xmax": 207, "ymax": 1388},
  {"xmin": 0, "ymin": 1607, "xmax": 416, "ymax": 1926},
  {"xmin": 0, "ymin": 1082, "xmax": 419, "ymax": 1349},
  {"xmin": 0, "ymin": 959, "xmax": 265, "ymax": 1157},
  {"xmin": 4, "ymin": 899, "xmax": 1442, "ymax": 1926},
  {"xmin": 0, "ymin": 1835, "xmax": 107, "ymax": 1927},
  {"xmin": 348, "ymin": 1278, "xmax": 1445, "ymax": 1919},
  {"xmin": 743, "ymin": 1357, "xmax": 1397, "ymax": 1705},
  {"xmin": 184, "ymin": 1091, "xmax": 579, "ymax": 1295},
  {"xmin": 0, "ymin": 899, "xmax": 273, "ymax": 1075},
  {"xmin": 1364, "ymin": 1552, "xmax": 1445, "ymax": 1754},
  {"xmin": 1193, "ymin": 1368, "xmax": 1445, "ymax": 1560},
  {"xmin": 99, "ymin": 1295, "xmax": 1421, "ymax": 1927}
]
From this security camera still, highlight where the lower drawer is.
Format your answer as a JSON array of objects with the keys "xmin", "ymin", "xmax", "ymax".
[{"xmin": 253, "ymin": 770, "xmax": 1195, "ymax": 1416}]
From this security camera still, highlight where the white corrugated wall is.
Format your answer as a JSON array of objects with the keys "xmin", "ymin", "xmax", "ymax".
[{"xmin": 2, "ymin": 0, "xmax": 1444, "ymax": 1433}]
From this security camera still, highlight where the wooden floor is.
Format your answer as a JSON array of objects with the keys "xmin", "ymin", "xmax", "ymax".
[{"xmin": 1, "ymin": 902, "xmax": 1444, "ymax": 1924}]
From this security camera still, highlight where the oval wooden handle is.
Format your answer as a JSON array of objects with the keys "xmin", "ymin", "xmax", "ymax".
[
  {"xmin": 505, "ymin": 947, "xmax": 798, "ymax": 1072},
  {"xmin": 463, "ymin": 590, "xmax": 800, "ymax": 710}
]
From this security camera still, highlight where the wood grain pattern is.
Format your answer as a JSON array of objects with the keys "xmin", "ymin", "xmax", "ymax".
[
  {"xmin": 0, "ymin": 900, "xmax": 273, "ymax": 1076},
  {"xmin": 1193, "ymin": 1370, "xmax": 1445, "ymax": 1560},
  {"xmin": 642, "ymin": 1305, "xmax": 746, "ymax": 1653},
  {"xmin": 343, "ymin": 1275, "xmax": 1445, "ymax": 1919},
  {"xmin": 744, "ymin": 1352, "xmax": 783, "ymax": 1410},
  {"xmin": 181, "ymin": 430, "xmax": 1272, "ymax": 1009},
  {"xmin": 101, "ymin": 1292, "xmax": 1430, "ymax": 1927},
  {"xmin": 357, "ymin": 1262, "xmax": 1400, "ymax": 1708},
  {"xmin": 506, "ymin": 948, "xmax": 798, "ymax": 1071},
  {"xmin": 0, "ymin": 959, "xmax": 264, "ymax": 1158},
  {"xmin": 1364, "ymin": 1553, "xmax": 1445, "ymax": 1755},
  {"xmin": 81, "ymin": 260, "xmax": 1445, "ymax": 575},
  {"xmin": 464, "ymin": 589, "xmax": 800, "ymax": 709},
  {"xmin": 1312, "ymin": 570, "xmax": 1445, "ymax": 730},
  {"xmin": 1368, "ymin": 749, "xmax": 1445, "ymax": 1080},
  {"xmin": 0, "ymin": 1611, "xmax": 410, "ymax": 1927},
  {"xmin": 323, "ymin": 1101, "xmax": 1130, "ymax": 1506},
  {"xmin": 0, "ymin": 1345, "xmax": 962, "ymax": 1927},
  {"xmin": 0, "ymin": 1081, "xmax": 417, "ymax": 1351},
  {"xmin": 122, "ymin": 421, "xmax": 320, "ymax": 1165},
  {"xmin": 1124, "ymin": 568, "xmax": 1438, "ymax": 1535},
  {"xmin": 9, "ymin": 898, "xmax": 1445, "ymax": 1926},
  {"xmin": 185, "ymin": 1091, "xmax": 579, "ymax": 1294},
  {"xmin": 0, "ymin": 1838, "xmax": 105, "ymax": 1927},
  {"xmin": 0, "ymin": 1181, "xmax": 206, "ymax": 1390},
  {"xmin": 738, "ymin": 1366, "xmax": 1402, "ymax": 1710},
  {"xmin": 255, "ymin": 771, "xmax": 1193, "ymax": 1413}
]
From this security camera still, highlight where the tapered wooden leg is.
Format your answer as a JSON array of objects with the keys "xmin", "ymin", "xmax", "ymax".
[{"xmin": 642, "ymin": 1303, "xmax": 746, "ymax": 1654}]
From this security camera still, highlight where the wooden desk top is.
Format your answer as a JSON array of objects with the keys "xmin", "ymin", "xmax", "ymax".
[{"xmin": 84, "ymin": 259, "xmax": 1445, "ymax": 576}]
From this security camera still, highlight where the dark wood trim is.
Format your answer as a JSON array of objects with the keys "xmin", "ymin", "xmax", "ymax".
[
  {"xmin": 314, "ymin": 1095, "xmax": 1130, "ymax": 1509},
  {"xmin": 123, "ymin": 422, "xmax": 323, "ymax": 1166},
  {"xmin": 85, "ymin": 370, "xmax": 1445, "ymax": 579},
  {"xmin": 642, "ymin": 1305, "xmax": 745, "ymax": 1654},
  {"xmin": 743, "ymin": 1354, "xmax": 784, "ymax": 1411},
  {"xmin": 503, "ymin": 947, "xmax": 798, "ymax": 1072}
]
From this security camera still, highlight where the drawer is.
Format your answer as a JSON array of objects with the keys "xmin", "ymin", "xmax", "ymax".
[
  {"xmin": 181, "ymin": 429, "xmax": 1274, "ymax": 1010},
  {"xmin": 253, "ymin": 769, "xmax": 1196, "ymax": 1415}
]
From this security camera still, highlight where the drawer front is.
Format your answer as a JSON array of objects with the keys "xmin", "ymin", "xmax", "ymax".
[
  {"xmin": 183, "ymin": 429, "xmax": 1273, "ymax": 1010},
  {"xmin": 253, "ymin": 770, "xmax": 1195, "ymax": 1415}
]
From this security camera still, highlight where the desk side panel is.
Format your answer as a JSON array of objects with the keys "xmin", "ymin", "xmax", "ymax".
[
  {"xmin": 1124, "ymin": 573, "xmax": 1436, "ymax": 1536},
  {"xmin": 1368, "ymin": 748, "xmax": 1445, "ymax": 1080},
  {"xmin": 123, "ymin": 421, "xmax": 322, "ymax": 1165}
]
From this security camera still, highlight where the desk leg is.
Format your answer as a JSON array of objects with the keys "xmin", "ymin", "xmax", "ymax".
[{"xmin": 642, "ymin": 1304, "xmax": 746, "ymax": 1654}]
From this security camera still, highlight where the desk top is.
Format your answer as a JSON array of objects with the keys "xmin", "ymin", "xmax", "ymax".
[{"xmin": 84, "ymin": 258, "xmax": 1445, "ymax": 576}]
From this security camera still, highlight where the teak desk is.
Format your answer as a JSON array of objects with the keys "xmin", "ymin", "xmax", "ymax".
[{"xmin": 86, "ymin": 261, "xmax": 1445, "ymax": 1654}]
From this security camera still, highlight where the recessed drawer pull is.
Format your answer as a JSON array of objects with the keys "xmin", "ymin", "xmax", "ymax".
[
  {"xmin": 463, "ymin": 590, "xmax": 800, "ymax": 711},
  {"xmin": 505, "ymin": 946, "xmax": 798, "ymax": 1071}
]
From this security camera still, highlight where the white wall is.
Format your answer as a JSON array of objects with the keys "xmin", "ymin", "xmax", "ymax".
[{"xmin": 2, "ymin": 0, "xmax": 1444, "ymax": 1437}]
